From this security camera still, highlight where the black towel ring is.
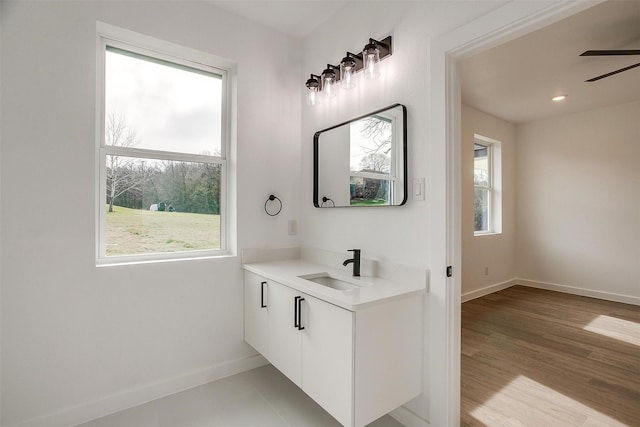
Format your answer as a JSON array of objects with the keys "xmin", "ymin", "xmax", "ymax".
[
  {"xmin": 321, "ymin": 196, "xmax": 335, "ymax": 207},
  {"xmin": 264, "ymin": 194, "xmax": 283, "ymax": 216}
]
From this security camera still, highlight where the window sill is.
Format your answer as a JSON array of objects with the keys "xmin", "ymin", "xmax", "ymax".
[
  {"xmin": 473, "ymin": 231, "xmax": 502, "ymax": 237},
  {"xmin": 96, "ymin": 251, "xmax": 236, "ymax": 268}
]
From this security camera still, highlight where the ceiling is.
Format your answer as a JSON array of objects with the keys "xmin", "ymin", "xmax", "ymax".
[
  {"xmin": 206, "ymin": 1, "xmax": 640, "ymax": 125},
  {"xmin": 207, "ymin": 1, "xmax": 348, "ymax": 38},
  {"xmin": 459, "ymin": 0, "xmax": 640, "ymax": 124}
]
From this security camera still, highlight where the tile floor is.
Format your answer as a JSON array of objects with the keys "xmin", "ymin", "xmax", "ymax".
[{"xmin": 74, "ymin": 365, "xmax": 404, "ymax": 427}]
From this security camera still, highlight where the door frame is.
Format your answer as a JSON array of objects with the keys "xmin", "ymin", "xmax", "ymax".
[{"xmin": 428, "ymin": 1, "xmax": 603, "ymax": 425}]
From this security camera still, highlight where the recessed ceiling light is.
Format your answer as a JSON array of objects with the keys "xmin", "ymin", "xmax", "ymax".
[{"xmin": 552, "ymin": 95, "xmax": 567, "ymax": 102}]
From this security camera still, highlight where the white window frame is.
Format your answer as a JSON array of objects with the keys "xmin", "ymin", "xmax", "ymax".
[
  {"xmin": 96, "ymin": 25, "xmax": 231, "ymax": 265},
  {"xmin": 349, "ymin": 113, "xmax": 399, "ymax": 205},
  {"xmin": 473, "ymin": 134, "xmax": 502, "ymax": 236}
]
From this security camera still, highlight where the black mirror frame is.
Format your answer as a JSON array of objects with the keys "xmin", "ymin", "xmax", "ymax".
[{"xmin": 313, "ymin": 103, "xmax": 408, "ymax": 208}]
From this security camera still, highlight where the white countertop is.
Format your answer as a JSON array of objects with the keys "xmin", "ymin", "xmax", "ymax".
[{"xmin": 243, "ymin": 259, "xmax": 427, "ymax": 311}]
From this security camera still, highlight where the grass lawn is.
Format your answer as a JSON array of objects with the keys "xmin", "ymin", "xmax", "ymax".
[
  {"xmin": 106, "ymin": 205, "xmax": 220, "ymax": 256},
  {"xmin": 350, "ymin": 199, "xmax": 389, "ymax": 206}
]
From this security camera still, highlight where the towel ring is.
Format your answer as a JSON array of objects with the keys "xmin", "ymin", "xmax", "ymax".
[
  {"xmin": 321, "ymin": 196, "xmax": 335, "ymax": 207},
  {"xmin": 264, "ymin": 194, "xmax": 282, "ymax": 216}
]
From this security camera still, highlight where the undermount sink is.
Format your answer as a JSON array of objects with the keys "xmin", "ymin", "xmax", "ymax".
[{"xmin": 298, "ymin": 273, "xmax": 362, "ymax": 291}]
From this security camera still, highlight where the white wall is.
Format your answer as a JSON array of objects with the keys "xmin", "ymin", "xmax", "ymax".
[
  {"xmin": 0, "ymin": 3, "xmax": 3, "ymax": 424},
  {"xmin": 4, "ymin": 0, "xmax": 593, "ymax": 425},
  {"xmin": 300, "ymin": 1, "xmax": 504, "ymax": 265},
  {"xmin": 299, "ymin": 2, "xmax": 507, "ymax": 424},
  {"xmin": 516, "ymin": 100, "xmax": 640, "ymax": 301},
  {"xmin": 0, "ymin": 2, "xmax": 300, "ymax": 426},
  {"xmin": 461, "ymin": 105, "xmax": 517, "ymax": 297},
  {"xmin": 301, "ymin": 2, "xmax": 427, "ymax": 267}
]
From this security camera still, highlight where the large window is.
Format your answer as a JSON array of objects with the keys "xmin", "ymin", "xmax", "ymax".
[
  {"xmin": 98, "ymin": 38, "xmax": 228, "ymax": 263},
  {"xmin": 474, "ymin": 135, "xmax": 501, "ymax": 235}
]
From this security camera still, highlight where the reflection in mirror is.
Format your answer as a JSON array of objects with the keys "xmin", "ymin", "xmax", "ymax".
[{"xmin": 314, "ymin": 104, "xmax": 407, "ymax": 207}]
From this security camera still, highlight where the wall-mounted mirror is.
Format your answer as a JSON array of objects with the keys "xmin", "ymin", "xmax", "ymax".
[{"xmin": 314, "ymin": 104, "xmax": 407, "ymax": 208}]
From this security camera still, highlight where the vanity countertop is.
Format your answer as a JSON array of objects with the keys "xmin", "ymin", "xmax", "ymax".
[{"xmin": 243, "ymin": 259, "xmax": 427, "ymax": 311}]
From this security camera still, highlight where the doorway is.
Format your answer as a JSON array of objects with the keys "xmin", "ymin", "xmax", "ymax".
[{"xmin": 428, "ymin": 1, "xmax": 605, "ymax": 425}]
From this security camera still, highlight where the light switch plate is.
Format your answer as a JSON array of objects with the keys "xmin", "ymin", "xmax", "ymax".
[
  {"xmin": 288, "ymin": 219, "xmax": 297, "ymax": 236},
  {"xmin": 413, "ymin": 178, "xmax": 425, "ymax": 201}
]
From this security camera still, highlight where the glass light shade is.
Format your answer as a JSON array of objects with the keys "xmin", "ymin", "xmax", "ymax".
[
  {"xmin": 363, "ymin": 42, "xmax": 380, "ymax": 79},
  {"xmin": 321, "ymin": 67, "xmax": 337, "ymax": 98},
  {"xmin": 340, "ymin": 56, "xmax": 357, "ymax": 89},
  {"xmin": 307, "ymin": 87, "xmax": 319, "ymax": 106},
  {"xmin": 323, "ymin": 78, "xmax": 337, "ymax": 98},
  {"xmin": 306, "ymin": 76, "xmax": 320, "ymax": 106}
]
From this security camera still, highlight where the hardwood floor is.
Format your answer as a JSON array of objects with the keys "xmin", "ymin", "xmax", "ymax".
[{"xmin": 461, "ymin": 286, "xmax": 640, "ymax": 427}]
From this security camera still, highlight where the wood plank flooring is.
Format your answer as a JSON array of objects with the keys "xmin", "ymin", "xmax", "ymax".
[{"xmin": 461, "ymin": 286, "xmax": 640, "ymax": 427}]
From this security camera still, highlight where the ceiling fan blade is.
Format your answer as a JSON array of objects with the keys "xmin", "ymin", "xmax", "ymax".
[
  {"xmin": 585, "ymin": 62, "xmax": 640, "ymax": 82},
  {"xmin": 581, "ymin": 50, "xmax": 640, "ymax": 56}
]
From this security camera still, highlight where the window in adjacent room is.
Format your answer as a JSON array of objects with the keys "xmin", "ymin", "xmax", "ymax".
[
  {"xmin": 97, "ymin": 38, "xmax": 228, "ymax": 263},
  {"xmin": 473, "ymin": 135, "xmax": 502, "ymax": 235}
]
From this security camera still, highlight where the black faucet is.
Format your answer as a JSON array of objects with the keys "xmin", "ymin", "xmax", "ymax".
[{"xmin": 342, "ymin": 249, "xmax": 361, "ymax": 277}]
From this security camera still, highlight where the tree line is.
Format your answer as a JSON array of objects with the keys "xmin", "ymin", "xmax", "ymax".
[
  {"xmin": 107, "ymin": 158, "xmax": 221, "ymax": 215},
  {"xmin": 105, "ymin": 113, "xmax": 221, "ymax": 215}
]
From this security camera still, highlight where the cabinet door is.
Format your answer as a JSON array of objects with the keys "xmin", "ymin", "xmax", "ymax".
[
  {"xmin": 301, "ymin": 294, "xmax": 354, "ymax": 427},
  {"xmin": 268, "ymin": 281, "xmax": 303, "ymax": 387},
  {"xmin": 354, "ymin": 295, "xmax": 423, "ymax": 427},
  {"xmin": 243, "ymin": 272, "xmax": 269, "ymax": 358}
]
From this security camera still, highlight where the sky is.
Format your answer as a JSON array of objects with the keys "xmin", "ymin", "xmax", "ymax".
[
  {"xmin": 349, "ymin": 117, "xmax": 392, "ymax": 173},
  {"xmin": 105, "ymin": 48, "xmax": 223, "ymax": 157}
]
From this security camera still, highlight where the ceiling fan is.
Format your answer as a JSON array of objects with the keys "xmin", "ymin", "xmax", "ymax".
[{"xmin": 581, "ymin": 49, "xmax": 640, "ymax": 82}]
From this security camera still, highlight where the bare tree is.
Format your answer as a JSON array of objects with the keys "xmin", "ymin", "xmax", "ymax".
[
  {"xmin": 105, "ymin": 113, "xmax": 143, "ymax": 213},
  {"xmin": 359, "ymin": 117, "xmax": 392, "ymax": 156},
  {"xmin": 359, "ymin": 152, "xmax": 390, "ymax": 173}
]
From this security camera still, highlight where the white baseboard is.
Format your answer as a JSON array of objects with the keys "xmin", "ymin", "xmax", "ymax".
[
  {"xmin": 12, "ymin": 354, "xmax": 269, "ymax": 427},
  {"xmin": 461, "ymin": 279, "xmax": 517, "ymax": 302},
  {"xmin": 516, "ymin": 278, "xmax": 640, "ymax": 306},
  {"xmin": 461, "ymin": 277, "xmax": 640, "ymax": 307},
  {"xmin": 390, "ymin": 405, "xmax": 429, "ymax": 427}
]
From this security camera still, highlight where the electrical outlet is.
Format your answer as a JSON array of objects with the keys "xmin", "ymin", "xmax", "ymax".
[{"xmin": 484, "ymin": 267, "xmax": 489, "ymax": 276}]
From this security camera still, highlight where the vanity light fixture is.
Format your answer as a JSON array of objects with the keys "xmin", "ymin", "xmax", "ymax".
[
  {"xmin": 552, "ymin": 94, "xmax": 568, "ymax": 102},
  {"xmin": 305, "ymin": 36, "xmax": 392, "ymax": 105}
]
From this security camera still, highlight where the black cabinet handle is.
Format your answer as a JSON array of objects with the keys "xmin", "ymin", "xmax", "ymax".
[
  {"xmin": 294, "ymin": 296, "xmax": 300, "ymax": 328},
  {"xmin": 260, "ymin": 281, "xmax": 267, "ymax": 308},
  {"xmin": 297, "ymin": 297, "xmax": 305, "ymax": 330}
]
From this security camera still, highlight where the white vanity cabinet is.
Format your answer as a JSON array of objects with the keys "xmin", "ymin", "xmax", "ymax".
[
  {"xmin": 243, "ymin": 270, "xmax": 423, "ymax": 427},
  {"xmin": 244, "ymin": 272, "xmax": 353, "ymax": 423}
]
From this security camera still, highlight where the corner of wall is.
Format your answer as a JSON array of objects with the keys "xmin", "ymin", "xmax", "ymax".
[{"xmin": 0, "ymin": 1, "xmax": 4, "ymax": 423}]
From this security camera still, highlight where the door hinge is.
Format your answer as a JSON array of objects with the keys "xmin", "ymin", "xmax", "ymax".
[{"xmin": 446, "ymin": 266, "xmax": 453, "ymax": 278}]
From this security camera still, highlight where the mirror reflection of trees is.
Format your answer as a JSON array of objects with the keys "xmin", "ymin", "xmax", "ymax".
[
  {"xmin": 349, "ymin": 116, "xmax": 394, "ymax": 205},
  {"xmin": 352, "ymin": 116, "xmax": 393, "ymax": 174},
  {"xmin": 315, "ymin": 104, "xmax": 406, "ymax": 208},
  {"xmin": 359, "ymin": 152, "xmax": 390, "ymax": 174}
]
